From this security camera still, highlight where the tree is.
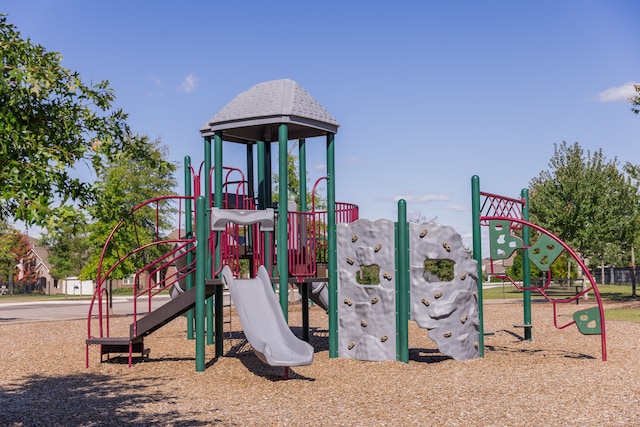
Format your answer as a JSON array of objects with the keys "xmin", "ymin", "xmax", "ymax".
[
  {"xmin": 630, "ymin": 84, "xmax": 640, "ymax": 115},
  {"xmin": 81, "ymin": 137, "xmax": 177, "ymax": 282},
  {"xmin": 40, "ymin": 212, "xmax": 91, "ymax": 281},
  {"xmin": 273, "ymin": 143, "xmax": 327, "ymax": 210},
  {"xmin": 1, "ymin": 15, "xmax": 139, "ymax": 227},
  {"xmin": 529, "ymin": 142, "xmax": 640, "ymax": 275},
  {"xmin": 0, "ymin": 222, "xmax": 36, "ymax": 290}
]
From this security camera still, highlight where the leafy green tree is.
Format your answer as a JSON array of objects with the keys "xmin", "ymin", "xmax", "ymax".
[
  {"xmin": 0, "ymin": 222, "xmax": 36, "ymax": 290},
  {"xmin": 273, "ymin": 143, "xmax": 327, "ymax": 210},
  {"xmin": 81, "ymin": 137, "xmax": 177, "ymax": 282},
  {"xmin": 0, "ymin": 15, "xmax": 142, "ymax": 227},
  {"xmin": 630, "ymin": 84, "xmax": 640, "ymax": 115},
  {"xmin": 529, "ymin": 142, "xmax": 640, "ymax": 274},
  {"xmin": 40, "ymin": 213, "xmax": 90, "ymax": 281}
]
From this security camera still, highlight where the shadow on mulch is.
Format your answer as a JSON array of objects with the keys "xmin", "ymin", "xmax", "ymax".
[
  {"xmin": 0, "ymin": 373, "xmax": 225, "ymax": 426},
  {"xmin": 484, "ymin": 330, "xmax": 596, "ymax": 360}
]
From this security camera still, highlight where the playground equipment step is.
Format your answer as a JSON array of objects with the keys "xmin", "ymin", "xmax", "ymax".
[
  {"xmin": 513, "ymin": 323, "xmax": 532, "ymax": 329},
  {"xmin": 86, "ymin": 336, "xmax": 149, "ymax": 362}
]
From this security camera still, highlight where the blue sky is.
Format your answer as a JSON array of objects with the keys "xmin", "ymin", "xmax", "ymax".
[{"xmin": 4, "ymin": 1, "xmax": 639, "ymax": 248}]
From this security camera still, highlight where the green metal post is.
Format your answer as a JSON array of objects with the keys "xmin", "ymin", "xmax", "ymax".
[
  {"xmin": 521, "ymin": 188, "xmax": 532, "ymax": 341},
  {"xmin": 277, "ymin": 125, "xmax": 289, "ymax": 320},
  {"xmin": 257, "ymin": 141, "xmax": 272, "ymax": 274},
  {"xmin": 299, "ymin": 139, "xmax": 309, "ymax": 341},
  {"xmin": 204, "ymin": 137, "xmax": 214, "ymax": 346},
  {"xmin": 327, "ymin": 133, "xmax": 338, "ymax": 358},
  {"xmin": 257, "ymin": 141, "xmax": 266, "ymax": 210},
  {"xmin": 395, "ymin": 199, "xmax": 410, "ymax": 363},
  {"xmin": 471, "ymin": 175, "xmax": 485, "ymax": 357},
  {"xmin": 246, "ymin": 144, "xmax": 255, "ymax": 272},
  {"xmin": 213, "ymin": 131, "xmax": 224, "ymax": 356},
  {"xmin": 184, "ymin": 156, "xmax": 194, "ymax": 340},
  {"xmin": 195, "ymin": 196, "xmax": 206, "ymax": 371}
]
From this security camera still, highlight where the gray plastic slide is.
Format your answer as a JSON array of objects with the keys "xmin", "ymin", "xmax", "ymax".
[
  {"xmin": 220, "ymin": 265, "xmax": 314, "ymax": 367},
  {"xmin": 296, "ymin": 282, "xmax": 329, "ymax": 312}
]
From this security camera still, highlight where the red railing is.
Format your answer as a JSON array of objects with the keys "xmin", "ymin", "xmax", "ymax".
[{"xmin": 288, "ymin": 177, "xmax": 359, "ymax": 279}]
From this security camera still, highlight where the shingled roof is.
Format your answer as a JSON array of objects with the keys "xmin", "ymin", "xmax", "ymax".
[{"xmin": 200, "ymin": 79, "xmax": 339, "ymax": 143}]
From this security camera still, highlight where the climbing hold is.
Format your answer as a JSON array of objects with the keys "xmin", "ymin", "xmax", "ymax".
[
  {"xmin": 383, "ymin": 272, "xmax": 392, "ymax": 281},
  {"xmin": 443, "ymin": 331, "xmax": 452, "ymax": 338},
  {"xmin": 460, "ymin": 313, "xmax": 468, "ymax": 324},
  {"xmin": 374, "ymin": 243, "xmax": 382, "ymax": 252},
  {"xmin": 381, "ymin": 335, "xmax": 388, "ymax": 342},
  {"xmin": 442, "ymin": 242, "xmax": 451, "ymax": 252},
  {"xmin": 371, "ymin": 297, "xmax": 379, "ymax": 304},
  {"xmin": 460, "ymin": 272, "xmax": 467, "ymax": 280},
  {"xmin": 343, "ymin": 298, "xmax": 353, "ymax": 306},
  {"xmin": 346, "ymin": 257, "xmax": 354, "ymax": 265},
  {"xmin": 474, "ymin": 341, "xmax": 479, "ymax": 350},
  {"xmin": 421, "ymin": 298, "xmax": 430, "ymax": 307},
  {"xmin": 352, "ymin": 235, "xmax": 358, "ymax": 243},
  {"xmin": 361, "ymin": 319, "xmax": 368, "ymax": 327},
  {"xmin": 348, "ymin": 342, "xmax": 355, "ymax": 350},
  {"xmin": 434, "ymin": 291, "xmax": 443, "ymax": 299},
  {"xmin": 420, "ymin": 229, "xmax": 428, "ymax": 238}
]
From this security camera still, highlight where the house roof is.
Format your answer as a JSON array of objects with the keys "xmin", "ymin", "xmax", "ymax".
[{"xmin": 200, "ymin": 79, "xmax": 339, "ymax": 143}]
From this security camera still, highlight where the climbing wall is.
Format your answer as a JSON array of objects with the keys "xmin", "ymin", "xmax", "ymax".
[
  {"xmin": 337, "ymin": 219, "xmax": 396, "ymax": 361},
  {"xmin": 409, "ymin": 222, "xmax": 479, "ymax": 361},
  {"xmin": 337, "ymin": 218, "xmax": 480, "ymax": 362}
]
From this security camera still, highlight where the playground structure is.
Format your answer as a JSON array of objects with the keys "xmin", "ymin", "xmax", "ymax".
[
  {"xmin": 471, "ymin": 176, "xmax": 607, "ymax": 361},
  {"xmin": 86, "ymin": 79, "xmax": 607, "ymax": 374}
]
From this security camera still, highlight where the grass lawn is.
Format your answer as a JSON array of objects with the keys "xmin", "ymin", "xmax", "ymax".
[{"xmin": 483, "ymin": 281, "xmax": 640, "ymax": 322}]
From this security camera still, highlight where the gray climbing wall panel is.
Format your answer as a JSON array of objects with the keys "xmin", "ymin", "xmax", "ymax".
[
  {"xmin": 337, "ymin": 219, "xmax": 396, "ymax": 361},
  {"xmin": 409, "ymin": 222, "xmax": 479, "ymax": 361},
  {"xmin": 337, "ymin": 218, "xmax": 480, "ymax": 362}
]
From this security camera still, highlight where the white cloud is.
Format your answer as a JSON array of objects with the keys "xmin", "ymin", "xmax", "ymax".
[
  {"xmin": 393, "ymin": 193, "xmax": 449, "ymax": 203},
  {"xmin": 179, "ymin": 73, "xmax": 199, "ymax": 93},
  {"xmin": 597, "ymin": 81, "xmax": 637, "ymax": 103},
  {"xmin": 443, "ymin": 204, "xmax": 468, "ymax": 212}
]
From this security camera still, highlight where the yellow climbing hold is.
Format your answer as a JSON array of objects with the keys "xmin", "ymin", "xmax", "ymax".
[
  {"xmin": 371, "ymin": 297, "xmax": 379, "ymax": 304},
  {"xmin": 344, "ymin": 298, "xmax": 353, "ymax": 306},
  {"xmin": 374, "ymin": 243, "xmax": 382, "ymax": 252},
  {"xmin": 443, "ymin": 331, "xmax": 452, "ymax": 338},
  {"xmin": 352, "ymin": 235, "xmax": 358, "ymax": 243},
  {"xmin": 420, "ymin": 229, "xmax": 428, "ymax": 238},
  {"xmin": 381, "ymin": 335, "xmax": 388, "ymax": 342},
  {"xmin": 346, "ymin": 257, "xmax": 354, "ymax": 265},
  {"xmin": 434, "ymin": 291, "xmax": 443, "ymax": 299},
  {"xmin": 383, "ymin": 272, "xmax": 392, "ymax": 281},
  {"xmin": 460, "ymin": 272, "xmax": 467, "ymax": 280},
  {"xmin": 348, "ymin": 342, "xmax": 355, "ymax": 350},
  {"xmin": 442, "ymin": 242, "xmax": 451, "ymax": 252},
  {"xmin": 361, "ymin": 319, "xmax": 368, "ymax": 327},
  {"xmin": 421, "ymin": 298, "xmax": 430, "ymax": 307},
  {"xmin": 460, "ymin": 313, "xmax": 468, "ymax": 324}
]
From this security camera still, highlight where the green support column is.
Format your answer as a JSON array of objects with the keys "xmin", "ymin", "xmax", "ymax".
[
  {"xmin": 395, "ymin": 200, "xmax": 410, "ymax": 363},
  {"xmin": 257, "ymin": 141, "xmax": 272, "ymax": 274},
  {"xmin": 213, "ymin": 131, "xmax": 224, "ymax": 356},
  {"xmin": 471, "ymin": 175, "xmax": 485, "ymax": 357},
  {"xmin": 204, "ymin": 137, "xmax": 214, "ymax": 346},
  {"xmin": 257, "ymin": 141, "xmax": 266, "ymax": 210},
  {"xmin": 521, "ymin": 188, "xmax": 532, "ymax": 341},
  {"xmin": 277, "ymin": 125, "xmax": 289, "ymax": 320},
  {"xmin": 327, "ymin": 133, "xmax": 338, "ymax": 358},
  {"xmin": 299, "ymin": 139, "xmax": 310, "ymax": 341},
  {"xmin": 246, "ymin": 144, "xmax": 255, "ymax": 274},
  {"xmin": 184, "ymin": 156, "xmax": 194, "ymax": 340},
  {"xmin": 195, "ymin": 196, "xmax": 207, "ymax": 371}
]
